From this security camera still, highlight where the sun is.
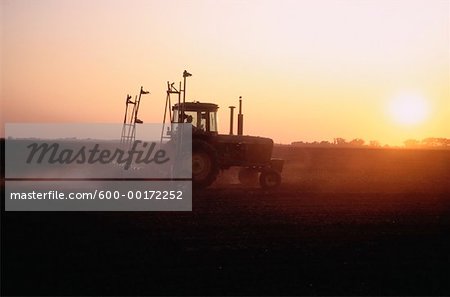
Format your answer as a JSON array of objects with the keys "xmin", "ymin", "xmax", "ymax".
[{"xmin": 388, "ymin": 93, "xmax": 430, "ymax": 125}]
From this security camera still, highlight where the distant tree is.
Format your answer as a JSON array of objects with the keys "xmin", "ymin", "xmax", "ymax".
[
  {"xmin": 404, "ymin": 139, "xmax": 420, "ymax": 148},
  {"xmin": 334, "ymin": 137, "xmax": 347, "ymax": 145},
  {"xmin": 320, "ymin": 140, "xmax": 331, "ymax": 145},
  {"xmin": 369, "ymin": 140, "xmax": 381, "ymax": 147},
  {"xmin": 291, "ymin": 141, "xmax": 305, "ymax": 146},
  {"xmin": 422, "ymin": 137, "xmax": 450, "ymax": 147},
  {"xmin": 350, "ymin": 138, "xmax": 365, "ymax": 146},
  {"xmin": 422, "ymin": 138, "xmax": 434, "ymax": 147}
]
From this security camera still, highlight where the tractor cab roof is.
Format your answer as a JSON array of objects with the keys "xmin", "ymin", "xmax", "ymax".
[{"xmin": 173, "ymin": 101, "xmax": 219, "ymax": 112}]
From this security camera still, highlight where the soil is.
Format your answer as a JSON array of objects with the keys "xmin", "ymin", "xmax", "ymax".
[{"xmin": 2, "ymin": 146, "xmax": 450, "ymax": 295}]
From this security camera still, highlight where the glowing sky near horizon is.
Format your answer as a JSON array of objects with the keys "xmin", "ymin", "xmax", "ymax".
[{"xmin": 1, "ymin": 0, "xmax": 449, "ymax": 145}]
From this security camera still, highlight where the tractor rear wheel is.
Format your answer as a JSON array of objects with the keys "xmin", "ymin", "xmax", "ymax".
[
  {"xmin": 259, "ymin": 169, "xmax": 281, "ymax": 189},
  {"xmin": 192, "ymin": 140, "xmax": 219, "ymax": 189}
]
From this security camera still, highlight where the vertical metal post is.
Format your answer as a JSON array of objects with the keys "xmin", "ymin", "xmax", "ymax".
[
  {"xmin": 183, "ymin": 75, "xmax": 187, "ymax": 105},
  {"xmin": 123, "ymin": 95, "xmax": 131, "ymax": 124},
  {"xmin": 237, "ymin": 96, "xmax": 244, "ymax": 135},
  {"xmin": 161, "ymin": 86, "xmax": 170, "ymax": 143},
  {"xmin": 182, "ymin": 70, "xmax": 192, "ymax": 123},
  {"xmin": 229, "ymin": 106, "xmax": 235, "ymax": 135},
  {"xmin": 134, "ymin": 87, "xmax": 143, "ymax": 123},
  {"xmin": 178, "ymin": 81, "xmax": 182, "ymax": 123}
]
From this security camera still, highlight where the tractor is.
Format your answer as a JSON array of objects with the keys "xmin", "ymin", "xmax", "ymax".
[{"xmin": 163, "ymin": 71, "xmax": 283, "ymax": 189}]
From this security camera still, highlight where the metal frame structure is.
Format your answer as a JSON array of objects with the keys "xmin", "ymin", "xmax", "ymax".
[
  {"xmin": 161, "ymin": 70, "xmax": 191, "ymax": 142},
  {"xmin": 121, "ymin": 86, "xmax": 149, "ymax": 144}
]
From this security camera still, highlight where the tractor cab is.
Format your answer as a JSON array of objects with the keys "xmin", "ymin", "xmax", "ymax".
[{"xmin": 172, "ymin": 102, "xmax": 218, "ymax": 134}]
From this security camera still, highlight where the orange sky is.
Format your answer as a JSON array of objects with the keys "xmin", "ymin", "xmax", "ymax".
[{"xmin": 1, "ymin": 0, "xmax": 449, "ymax": 145}]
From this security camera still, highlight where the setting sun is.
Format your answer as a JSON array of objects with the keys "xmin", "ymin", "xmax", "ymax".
[{"xmin": 388, "ymin": 93, "xmax": 430, "ymax": 126}]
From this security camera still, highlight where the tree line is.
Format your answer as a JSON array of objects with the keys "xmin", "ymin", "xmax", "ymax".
[
  {"xmin": 403, "ymin": 137, "xmax": 450, "ymax": 148},
  {"xmin": 291, "ymin": 137, "xmax": 450, "ymax": 148}
]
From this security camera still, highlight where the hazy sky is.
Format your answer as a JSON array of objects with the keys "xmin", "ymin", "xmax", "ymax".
[{"xmin": 1, "ymin": 0, "xmax": 449, "ymax": 145}]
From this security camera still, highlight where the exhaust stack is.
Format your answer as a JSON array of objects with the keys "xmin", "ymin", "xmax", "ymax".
[
  {"xmin": 229, "ymin": 106, "xmax": 236, "ymax": 135},
  {"xmin": 237, "ymin": 96, "xmax": 244, "ymax": 136}
]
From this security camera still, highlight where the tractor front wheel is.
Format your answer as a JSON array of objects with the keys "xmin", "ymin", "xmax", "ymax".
[{"xmin": 259, "ymin": 169, "xmax": 281, "ymax": 189}]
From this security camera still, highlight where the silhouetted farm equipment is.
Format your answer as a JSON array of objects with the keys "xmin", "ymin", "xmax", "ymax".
[{"xmin": 122, "ymin": 70, "xmax": 283, "ymax": 189}]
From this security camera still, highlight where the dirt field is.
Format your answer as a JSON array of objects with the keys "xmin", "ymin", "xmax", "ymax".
[{"xmin": 2, "ymin": 146, "xmax": 450, "ymax": 295}]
